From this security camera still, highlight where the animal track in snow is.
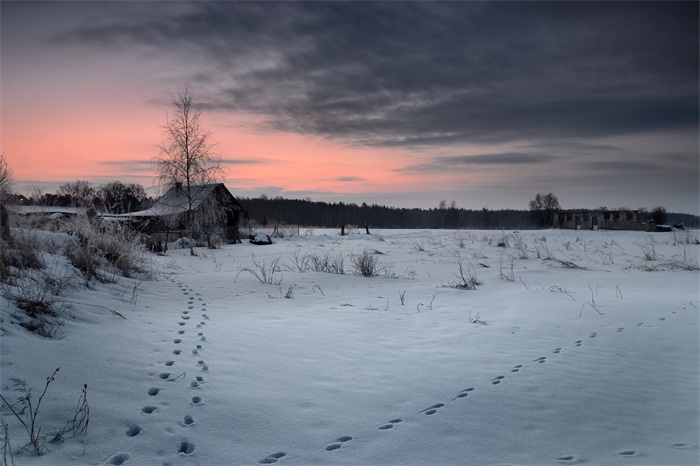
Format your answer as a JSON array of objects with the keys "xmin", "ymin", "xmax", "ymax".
[
  {"xmin": 181, "ymin": 316, "xmax": 190, "ymax": 320},
  {"xmin": 511, "ymin": 365, "xmax": 523, "ymax": 372},
  {"xmin": 191, "ymin": 396, "xmax": 202, "ymax": 405},
  {"xmin": 259, "ymin": 452, "xmax": 287, "ymax": 464},
  {"xmin": 454, "ymin": 387, "xmax": 475, "ymax": 398},
  {"xmin": 553, "ymin": 348, "xmax": 562, "ymax": 354},
  {"xmin": 174, "ymin": 339, "xmax": 182, "ymax": 344},
  {"xmin": 658, "ymin": 317, "xmax": 667, "ymax": 321},
  {"xmin": 165, "ymin": 361, "xmax": 175, "ymax": 366},
  {"xmin": 126, "ymin": 425, "xmax": 142, "ymax": 437},
  {"xmin": 575, "ymin": 340, "xmax": 583, "ymax": 346},
  {"xmin": 636, "ymin": 322, "xmax": 644, "ymax": 327},
  {"xmin": 173, "ymin": 349, "xmax": 182, "ymax": 355},
  {"xmin": 378, "ymin": 419, "xmax": 402, "ymax": 430},
  {"xmin": 178, "ymin": 441, "xmax": 195, "ymax": 455},
  {"xmin": 617, "ymin": 328, "xmax": 624, "ymax": 333},
  {"xmin": 421, "ymin": 403, "xmax": 445, "ymax": 415},
  {"xmin": 178, "ymin": 330, "xmax": 185, "ymax": 334},
  {"xmin": 190, "ymin": 381, "xmax": 200, "ymax": 388},
  {"xmin": 491, "ymin": 376, "xmax": 505, "ymax": 385},
  {"xmin": 148, "ymin": 387, "xmax": 160, "ymax": 396},
  {"xmin": 672, "ymin": 443, "xmax": 696, "ymax": 449},
  {"xmin": 159, "ymin": 372, "xmax": 171, "ymax": 379},
  {"xmin": 182, "ymin": 415, "xmax": 195, "ymax": 426},
  {"xmin": 109, "ymin": 453, "xmax": 130, "ymax": 465},
  {"xmin": 142, "ymin": 406, "xmax": 157, "ymax": 414},
  {"xmin": 182, "ymin": 310, "xmax": 189, "ymax": 314},
  {"xmin": 534, "ymin": 357, "xmax": 547, "ymax": 363},
  {"xmin": 326, "ymin": 436, "xmax": 353, "ymax": 451},
  {"xmin": 557, "ymin": 455, "xmax": 580, "ymax": 463},
  {"xmin": 617, "ymin": 450, "xmax": 638, "ymax": 456},
  {"xmin": 590, "ymin": 332, "xmax": 597, "ymax": 338}
]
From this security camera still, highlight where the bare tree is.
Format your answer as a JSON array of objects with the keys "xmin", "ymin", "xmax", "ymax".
[
  {"xmin": 529, "ymin": 192, "xmax": 560, "ymax": 228},
  {"xmin": 650, "ymin": 206, "xmax": 668, "ymax": 225},
  {"xmin": 153, "ymin": 88, "xmax": 225, "ymax": 253},
  {"xmin": 0, "ymin": 152, "xmax": 13, "ymax": 241},
  {"xmin": 0, "ymin": 152, "xmax": 13, "ymax": 202},
  {"xmin": 57, "ymin": 180, "xmax": 95, "ymax": 208}
]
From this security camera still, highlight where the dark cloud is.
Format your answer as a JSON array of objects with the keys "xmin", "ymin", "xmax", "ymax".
[
  {"xmin": 401, "ymin": 152, "xmax": 558, "ymax": 172},
  {"xmin": 220, "ymin": 158, "xmax": 265, "ymax": 166},
  {"xmin": 335, "ymin": 176, "xmax": 366, "ymax": 182},
  {"xmin": 57, "ymin": 1, "xmax": 698, "ymax": 148}
]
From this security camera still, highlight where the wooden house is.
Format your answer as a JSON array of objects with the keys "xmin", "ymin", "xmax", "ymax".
[{"xmin": 555, "ymin": 209, "xmax": 647, "ymax": 231}]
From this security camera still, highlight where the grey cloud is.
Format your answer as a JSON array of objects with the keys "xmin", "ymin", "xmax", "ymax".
[
  {"xmin": 336, "ymin": 176, "xmax": 366, "ymax": 182},
  {"xmin": 57, "ymin": 1, "xmax": 699, "ymax": 148},
  {"xmin": 402, "ymin": 152, "xmax": 558, "ymax": 172},
  {"xmin": 220, "ymin": 158, "xmax": 266, "ymax": 166}
]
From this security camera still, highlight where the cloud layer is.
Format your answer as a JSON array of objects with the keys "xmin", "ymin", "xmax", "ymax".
[{"xmin": 60, "ymin": 1, "xmax": 698, "ymax": 148}]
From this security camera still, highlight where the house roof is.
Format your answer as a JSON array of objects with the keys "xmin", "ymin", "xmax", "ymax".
[{"xmin": 104, "ymin": 183, "xmax": 240, "ymax": 219}]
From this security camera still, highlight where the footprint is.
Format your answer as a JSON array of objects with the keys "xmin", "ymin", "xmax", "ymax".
[
  {"xmin": 553, "ymin": 348, "xmax": 562, "ymax": 354},
  {"xmin": 165, "ymin": 361, "xmax": 175, "ymax": 366},
  {"xmin": 126, "ymin": 425, "xmax": 142, "ymax": 437},
  {"xmin": 173, "ymin": 349, "xmax": 182, "ymax": 355},
  {"xmin": 178, "ymin": 330, "xmax": 185, "ymax": 334},
  {"xmin": 378, "ymin": 419, "xmax": 402, "ymax": 430},
  {"xmin": 109, "ymin": 453, "xmax": 130, "ymax": 465},
  {"xmin": 197, "ymin": 360, "xmax": 206, "ymax": 365},
  {"xmin": 142, "ymin": 406, "xmax": 157, "ymax": 414},
  {"xmin": 192, "ymin": 349, "xmax": 199, "ymax": 355},
  {"xmin": 534, "ymin": 357, "xmax": 546, "ymax": 363},
  {"xmin": 325, "ymin": 436, "xmax": 354, "ymax": 452},
  {"xmin": 455, "ymin": 387, "xmax": 475, "ymax": 398},
  {"xmin": 672, "ymin": 443, "xmax": 696, "ymax": 449},
  {"xmin": 200, "ymin": 322, "xmax": 206, "ymax": 326},
  {"xmin": 174, "ymin": 339, "xmax": 182, "ymax": 344},
  {"xmin": 191, "ymin": 396, "xmax": 202, "ymax": 405},
  {"xmin": 148, "ymin": 387, "xmax": 161, "ymax": 396},
  {"xmin": 196, "ymin": 376, "xmax": 204, "ymax": 382},
  {"xmin": 575, "ymin": 340, "xmax": 583, "ymax": 346},
  {"xmin": 200, "ymin": 336, "xmax": 207, "ymax": 341},
  {"xmin": 178, "ymin": 441, "xmax": 195, "ymax": 455},
  {"xmin": 159, "ymin": 372, "xmax": 171, "ymax": 380},
  {"xmin": 198, "ymin": 332, "xmax": 203, "ymax": 336},
  {"xmin": 617, "ymin": 450, "xmax": 637, "ymax": 456},
  {"xmin": 181, "ymin": 316, "xmax": 190, "ymax": 320},
  {"xmin": 182, "ymin": 415, "xmax": 195, "ymax": 426},
  {"xmin": 178, "ymin": 322, "xmax": 186, "ymax": 326},
  {"xmin": 190, "ymin": 381, "xmax": 200, "ymax": 388},
  {"xmin": 182, "ymin": 311, "xmax": 189, "ymax": 315},
  {"xmin": 422, "ymin": 403, "xmax": 445, "ymax": 415},
  {"xmin": 491, "ymin": 376, "xmax": 505, "ymax": 385},
  {"xmin": 636, "ymin": 322, "xmax": 644, "ymax": 327},
  {"xmin": 557, "ymin": 455, "xmax": 577, "ymax": 462},
  {"xmin": 617, "ymin": 328, "xmax": 624, "ymax": 333},
  {"xmin": 590, "ymin": 332, "xmax": 597, "ymax": 338},
  {"xmin": 658, "ymin": 317, "xmax": 667, "ymax": 321},
  {"xmin": 259, "ymin": 452, "xmax": 287, "ymax": 464},
  {"xmin": 511, "ymin": 365, "xmax": 523, "ymax": 372},
  {"xmin": 196, "ymin": 344, "xmax": 202, "ymax": 349}
]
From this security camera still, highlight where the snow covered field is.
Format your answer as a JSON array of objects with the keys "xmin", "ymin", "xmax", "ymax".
[{"xmin": 1, "ymin": 228, "xmax": 698, "ymax": 465}]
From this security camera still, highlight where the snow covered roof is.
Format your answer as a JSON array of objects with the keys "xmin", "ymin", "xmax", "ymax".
[
  {"xmin": 104, "ymin": 183, "xmax": 240, "ymax": 219},
  {"xmin": 6, "ymin": 205, "xmax": 85, "ymax": 216}
]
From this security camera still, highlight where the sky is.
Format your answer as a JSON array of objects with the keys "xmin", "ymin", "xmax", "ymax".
[{"xmin": 1, "ymin": 1, "xmax": 698, "ymax": 213}]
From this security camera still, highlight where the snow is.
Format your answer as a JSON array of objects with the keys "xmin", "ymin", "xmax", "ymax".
[{"xmin": 1, "ymin": 229, "xmax": 698, "ymax": 465}]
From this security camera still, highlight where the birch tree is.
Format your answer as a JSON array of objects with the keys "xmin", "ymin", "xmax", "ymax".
[{"xmin": 153, "ymin": 89, "xmax": 225, "ymax": 253}]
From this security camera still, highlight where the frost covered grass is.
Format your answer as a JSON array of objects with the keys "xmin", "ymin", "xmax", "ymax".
[{"xmin": 1, "ymin": 228, "xmax": 698, "ymax": 465}]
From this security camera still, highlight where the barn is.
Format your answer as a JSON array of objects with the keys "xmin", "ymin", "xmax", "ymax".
[{"xmin": 103, "ymin": 183, "xmax": 244, "ymax": 247}]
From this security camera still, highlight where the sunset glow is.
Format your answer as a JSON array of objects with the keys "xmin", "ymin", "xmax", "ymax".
[{"xmin": 2, "ymin": 1, "xmax": 698, "ymax": 212}]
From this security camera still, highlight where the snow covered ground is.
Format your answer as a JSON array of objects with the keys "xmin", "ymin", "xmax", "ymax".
[{"xmin": 1, "ymin": 228, "xmax": 698, "ymax": 465}]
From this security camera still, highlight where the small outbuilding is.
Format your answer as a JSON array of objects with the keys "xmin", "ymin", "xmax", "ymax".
[
  {"xmin": 555, "ymin": 209, "xmax": 647, "ymax": 231},
  {"xmin": 103, "ymin": 183, "xmax": 244, "ymax": 245}
]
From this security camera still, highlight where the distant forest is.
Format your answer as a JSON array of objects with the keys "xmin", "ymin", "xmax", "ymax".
[{"xmin": 238, "ymin": 196, "xmax": 699, "ymax": 230}]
